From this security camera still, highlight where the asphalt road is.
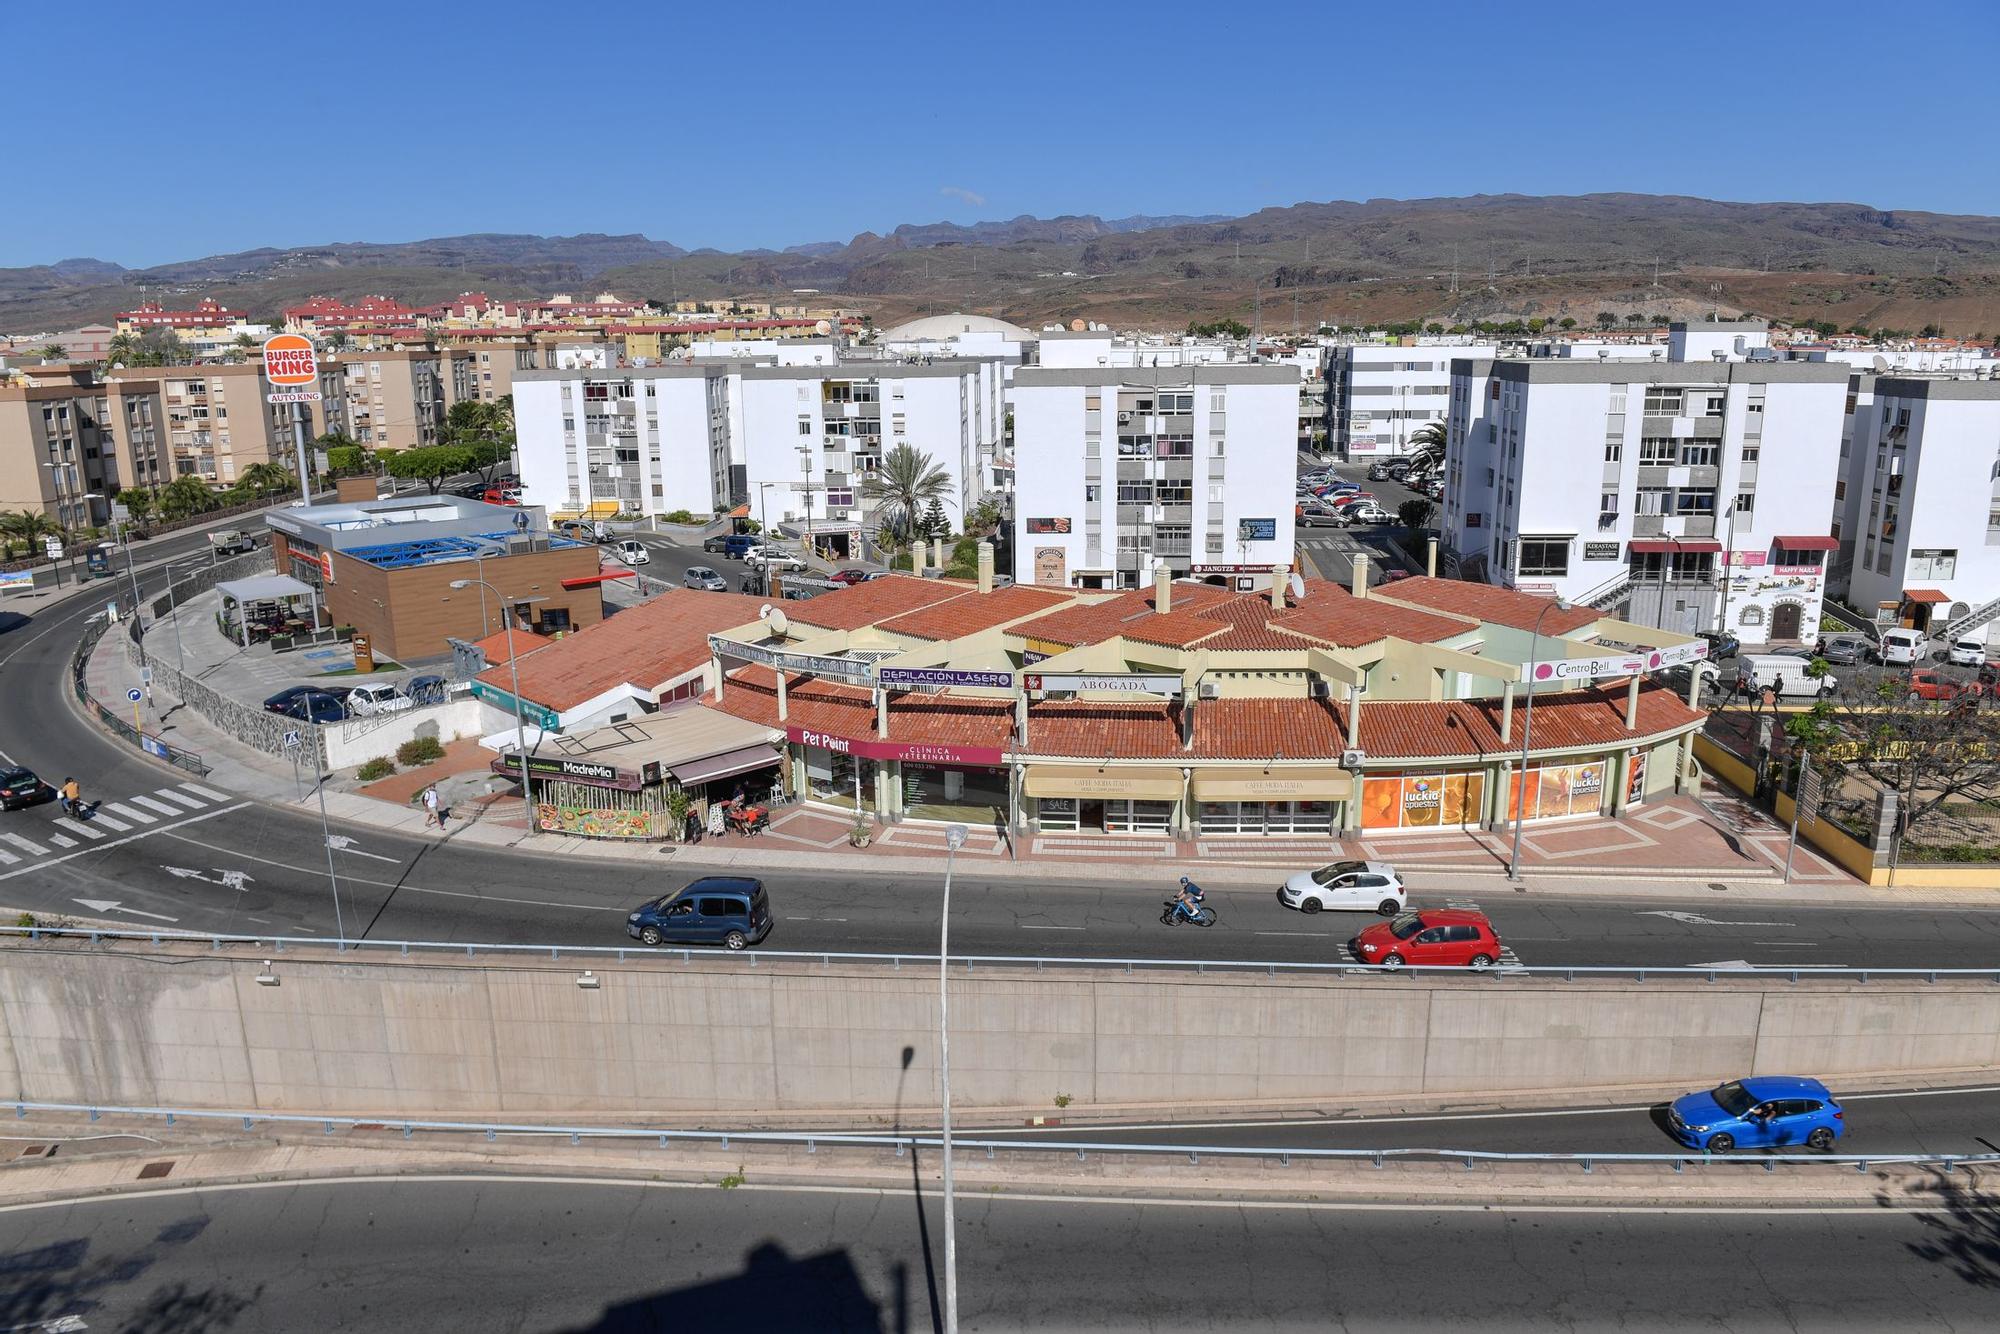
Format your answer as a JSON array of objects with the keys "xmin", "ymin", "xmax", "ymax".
[
  {"xmin": 2, "ymin": 1177, "xmax": 1992, "ymax": 1332},
  {"xmin": 3, "ymin": 506, "xmax": 2000, "ymax": 969},
  {"xmin": 999, "ymin": 1082, "xmax": 2000, "ymax": 1158},
  {"xmin": 1294, "ymin": 457, "xmax": 1428, "ymax": 588}
]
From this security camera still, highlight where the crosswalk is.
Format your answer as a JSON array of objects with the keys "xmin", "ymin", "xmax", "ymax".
[{"xmin": 0, "ymin": 781, "xmax": 237, "ymax": 869}]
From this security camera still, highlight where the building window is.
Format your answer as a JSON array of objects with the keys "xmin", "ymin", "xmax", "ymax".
[
  {"xmin": 1679, "ymin": 443, "xmax": 1717, "ymax": 467},
  {"xmin": 1909, "ymin": 548, "xmax": 1958, "ymax": 581},
  {"xmin": 1740, "ymin": 443, "xmax": 1760, "ymax": 464},
  {"xmin": 1734, "ymin": 492, "xmax": 1755, "ymax": 517},
  {"xmin": 1599, "ymin": 491, "xmax": 1619, "ymax": 517},
  {"xmin": 1637, "ymin": 436, "xmax": 1677, "ymax": 465},
  {"xmin": 1642, "ymin": 388, "xmax": 1683, "ymax": 416},
  {"xmin": 1517, "ymin": 538, "xmax": 1570, "ymax": 578},
  {"xmin": 1604, "ymin": 439, "xmax": 1623, "ymax": 463},
  {"xmin": 1673, "ymin": 491, "xmax": 1716, "ymax": 517}
]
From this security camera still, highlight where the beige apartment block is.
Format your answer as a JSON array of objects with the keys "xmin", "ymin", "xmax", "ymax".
[
  {"xmin": 328, "ymin": 350, "xmax": 446, "ymax": 451},
  {"xmin": 103, "ymin": 363, "xmax": 322, "ymax": 485},
  {"xmin": 0, "ymin": 380, "xmax": 145, "ymax": 528}
]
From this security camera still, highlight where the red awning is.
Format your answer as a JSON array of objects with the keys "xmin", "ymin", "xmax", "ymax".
[
  {"xmin": 1627, "ymin": 539, "xmax": 1723, "ymax": 554},
  {"xmin": 1775, "ymin": 535, "xmax": 1840, "ymax": 551},
  {"xmin": 1904, "ymin": 588, "xmax": 1952, "ymax": 604}
]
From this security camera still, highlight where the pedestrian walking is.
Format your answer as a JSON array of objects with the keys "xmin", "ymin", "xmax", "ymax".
[
  {"xmin": 422, "ymin": 784, "xmax": 440, "ymax": 829},
  {"xmin": 59, "ymin": 777, "xmax": 79, "ymax": 818}
]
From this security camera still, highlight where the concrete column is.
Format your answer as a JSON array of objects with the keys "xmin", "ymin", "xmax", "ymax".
[
  {"xmin": 1500, "ymin": 684, "xmax": 1514, "ymax": 746},
  {"xmin": 1352, "ymin": 552, "xmax": 1370, "ymax": 598},
  {"xmin": 977, "ymin": 542, "xmax": 994, "ymax": 595},
  {"xmin": 776, "ymin": 671, "xmax": 788, "ymax": 723},
  {"xmin": 1271, "ymin": 567, "xmax": 1287, "ymax": 611},
  {"xmin": 1426, "ymin": 538, "xmax": 1438, "ymax": 578},
  {"xmin": 1495, "ymin": 759, "xmax": 1513, "ymax": 829},
  {"xmin": 876, "ymin": 688, "xmax": 888, "ymax": 739},
  {"xmin": 1625, "ymin": 674, "xmax": 1641, "ymax": 731},
  {"xmin": 1610, "ymin": 750, "xmax": 1632, "ymax": 816},
  {"xmin": 711, "ymin": 656, "xmax": 724, "ymax": 701},
  {"xmin": 931, "ymin": 537, "xmax": 944, "ymax": 570},
  {"xmin": 878, "ymin": 762, "xmax": 897, "ymax": 821},
  {"xmin": 1345, "ymin": 684, "xmax": 1363, "ymax": 749},
  {"xmin": 1342, "ymin": 770, "xmax": 1363, "ymax": 837}
]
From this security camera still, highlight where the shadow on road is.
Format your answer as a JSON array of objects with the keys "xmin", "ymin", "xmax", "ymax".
[
  {"xmin": 0, "ymin": 1212, "xmax": 258, "ymax": 1333},
  {"xmin": 561, "ymin": 1240, "xmax": 892, "ymax": 1333},
  {"xmin": 1885, "ymin": 1167, "xmax": 2000, "ymax": 1289}
]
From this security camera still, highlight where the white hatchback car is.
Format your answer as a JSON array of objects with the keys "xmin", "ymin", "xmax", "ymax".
[
  {"xmin": 1278, "ymin": 859, "xmax": 1406, "ymax": 915},
  {"xmin": 343, "ymin": 681, "xmax": 412, "ymax": 717}
]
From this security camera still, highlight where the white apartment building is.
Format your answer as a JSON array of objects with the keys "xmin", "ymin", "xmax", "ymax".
[
  {"xmin": 513, "ymin": 357, "xmax": 1006, "ymax": 557},
  {"xmin": 1010, "ymin": 365, "xmax": 1297, "ymax": 590},
  {"xmin": 1328, "ymin": 341, "xmax": 1499, "ymax": 459},
  {"xmin": 1441, "ymin": 356, "xmax": 1850, "ymax": 644},
  {"xmin": 1839, "ymin": 376, "xmax": 2000, "ymax": 644}
]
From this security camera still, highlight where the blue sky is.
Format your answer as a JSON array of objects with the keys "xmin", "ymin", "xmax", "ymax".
[{"xmin": 8, "ymin": 2, "xmax": 1996, "ymax": 268}]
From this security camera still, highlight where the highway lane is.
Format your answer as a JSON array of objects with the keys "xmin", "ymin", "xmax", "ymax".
[
  {"xmin": 4, "ymin": 522, "xmax": 2000, "ymax": 968},
  {"xmin": 984, "ymin": 1082, "xmax": 2000, "ymax": 1159},
  {"xmin": 1, "ymin": 1177, "xmax": 1991, "ymax": 1331}
]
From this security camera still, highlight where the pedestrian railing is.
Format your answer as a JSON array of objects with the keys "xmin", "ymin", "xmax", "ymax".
[
  {"xmin": 4, "ymin": 925, "xmax": 1999, "ymax": 985},
  {"xmin": 7, "ymin": 1099, "xmax": 1995, "ymax": 1177},
  {"xmin": 69, "ymin": 613, "xmax": 211, "ymax": 777}
]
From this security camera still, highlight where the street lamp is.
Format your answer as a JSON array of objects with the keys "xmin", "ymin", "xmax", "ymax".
[
  {"xmin": 1507, "ymin": 596, "xmax": 1572, "ymax": 880},
  {"xmin": 451, "ymin": 577, "xmax": 538, "ymax": 836},
  {"xmin": 937, "ymin": 821, "xmax": 969, "ymax": 1334}
]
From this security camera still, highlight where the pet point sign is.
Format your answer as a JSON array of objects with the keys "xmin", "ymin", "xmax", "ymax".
[{"xmin": 263, "ymin": 334, "xmax": 323, "ymax": 404}]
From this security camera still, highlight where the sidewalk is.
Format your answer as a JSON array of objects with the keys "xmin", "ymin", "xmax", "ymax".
[{"xmin": 81, "ymin": 595, "xmax": 2000, "ymax": 910}]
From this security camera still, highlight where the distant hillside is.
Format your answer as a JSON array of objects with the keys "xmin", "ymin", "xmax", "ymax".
[{"xmin": 5, "ymin": 195, "xmax": 1999, "ymax": 337}]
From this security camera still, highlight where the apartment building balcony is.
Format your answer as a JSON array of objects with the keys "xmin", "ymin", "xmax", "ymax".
[
  {"xmin": 1161, "ymin": 457, "xmax": 1194, "ymax": 481},
  {"xmin": 1117, "ymin": 504, "xmax": 1151, "ymax": 525},
  {"xmin": 1677, "ymin": 515, "xmax": 1717, "ymax": 538},
  {"xmin": 1632, "ymin": 514, "xmax": 1666, "ymax": 537},
  {"xmin": 1158, "ymin": 503, "xmax": 1194, "ymax": 524},
  {"xmin": 608, "ymin": 420, "xmax": 637, "ymax": 437},
  {"xmin": 1154, "ymin": 539, "xmax": 1193, "ymax": 558},
  {"xmin": 613, "ymin": 398, "xmax": 636, "ymax": 416},
  {"xmin": 1683, "ymin": 464, "xmax": 1720, "ymax": 490}
]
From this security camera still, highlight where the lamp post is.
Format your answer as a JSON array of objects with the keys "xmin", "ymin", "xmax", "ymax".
[
  {"xmin": 450, "ymin": 577, "xmax": 538, "ymax": 836},
  {"xmin": 1715, "ymin": 502, "xmax": 1739, "ymax": 636},
  {"xmin": 1507, "ymin": 596, "xmax": 1572, "ymax": 880},
  {"xmin": 937, "ymin": 821, "xmax": 969, "ymax": 1334}
]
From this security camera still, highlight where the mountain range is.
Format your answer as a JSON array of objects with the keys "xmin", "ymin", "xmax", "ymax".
[{"xmin": 4, "ymin": 194, "xmax": 1998, "ymax": 337}]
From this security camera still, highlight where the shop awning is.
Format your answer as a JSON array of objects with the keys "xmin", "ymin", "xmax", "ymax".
[
  {"xmin": 669, "ymin": 743, "xmax": 782, "ymax": 787},
  {"xmin": 1775, "ymin": 535, "xmax": 1840, "ymax": 551},
  {"xmin": 1191, "ymin": 766, "xmax": 1347, "ymax": 802},
  {"xmin": 1904, "ymin": 587, "xmax": 1952, "ymax": 604},
  {"xmin": 1627, "ymin": 540, "xmax": 1722, "ymax": 554},
  {"xmin": 1023, "ymin": 765, "xmax": 1184, "ymax": 801}
]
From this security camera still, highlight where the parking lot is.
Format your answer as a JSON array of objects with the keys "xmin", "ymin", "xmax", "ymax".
[{"xmin": 1293, "ymin": 454, "xmax": 1432, "ymax": 587}]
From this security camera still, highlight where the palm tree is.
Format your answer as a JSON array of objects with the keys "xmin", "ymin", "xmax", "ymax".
[
  {"xmin": 0, "ymin": 511, "xmax": 64, "ymax": 563},
  {"xmin": 120, "ymin": 488, "xmax": 157, "ymax": 527},
  {"xmin": 105, "ymin": 332, "xmax": 141, "ymax": 365},
  {"xmin": 860, "ymin": 443, "xmax": 951, "ymax": 540},
  {"xmin": 238, "ymin": 462, "xmax": 295, "ymax": 495},
  {"xmin": 1408, "ymin": 421, "xmax": 1449, "ymax": 454},
  {"xmin": 158, "ymin": 474, "xmax": 216, "ymax": 519},
  {"xmin": 36, "ymin": 343, "xmax": 66, "ymax": 361}
]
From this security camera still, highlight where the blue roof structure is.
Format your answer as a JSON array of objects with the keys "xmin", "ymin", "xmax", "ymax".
[{"xmin": 342, "ymin": 531, "xmax": 584, "ymax": 570}]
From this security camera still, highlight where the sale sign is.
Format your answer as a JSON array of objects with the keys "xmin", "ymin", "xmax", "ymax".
[{"xmin": 263, "ymin": 334, "xmax": 323, "ymax": 402}]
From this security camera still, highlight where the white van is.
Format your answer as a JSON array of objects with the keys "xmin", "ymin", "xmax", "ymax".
[
  {"xmin": 1879, "ymin": 628, "xmax": 1929, "ymax": 666},
  {"xmin": 1735, "ymin": 654, "xmax": 1834, "ymax": 700}
]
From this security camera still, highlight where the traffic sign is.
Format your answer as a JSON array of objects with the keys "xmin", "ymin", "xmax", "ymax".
[
  {"xmin": 262, "ymin": 333, "xmax": 324, "ymax": 404},
  {"xmin": 42, "ymin": 537, "xmax": 63, "ymax": 559},
  {"xmin": 283, "ymin": 729, "xmax": 303, "ymax": 750},
  {"xmin": 126, "ymin": 687, "xmax": 143, "ymax": 702}
]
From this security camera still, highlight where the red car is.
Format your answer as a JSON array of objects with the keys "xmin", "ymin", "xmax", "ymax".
[
  {"xmin": 829, "ymin": 568, "xmax": 871, "ymax": 586},
  {"xmin": 1351, "ymin": 909, "xmax": 1504, "ymax": 971},
  {"xmin": 1908, "ymin": 669, "xmax": 1981, "ymax": 703}
]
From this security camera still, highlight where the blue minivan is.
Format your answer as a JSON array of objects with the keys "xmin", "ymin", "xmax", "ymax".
[
  {"xmin": 628, "ymin": 877, "xmax": 772, "ymax": 950},
  {"xmin": 721, "ymin": 534, "xmax": 764, "ymax": 560},
  {"xmin": 1667, "ymin": 1075, "xmax": 1844, "ymax": 1152}
]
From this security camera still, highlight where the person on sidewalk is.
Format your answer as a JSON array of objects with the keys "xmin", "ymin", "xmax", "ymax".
[
  {"xmin": 59, "ymin": 777, "xmax": 79, "ymax": 818},
  {"xmin": 422, "ymin": 785, "xmax": 440, "ymax": 829}
]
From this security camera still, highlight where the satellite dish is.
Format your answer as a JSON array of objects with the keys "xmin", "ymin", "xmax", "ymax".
[
  {"xmin": 1872, "ymin": 354, "xmax": 1890, "ymax": 372},
  {"xmin": 758, "ymin": 603, "xmax": 773, "ymax": 618},
  {"xmin": 767, "ymin": 609, "xmax": 789, "ymax": 637},
  {"xmin": 1288, "ymin": 573, "xmax": 1305, "ymax": 599},
  {"xmin": 1069, "ymin": 318, "xmax": 1086, "ymax": 332},
  {"xmin": 814, "ymin": 319, "xmax": 832, "ymax": 335}
]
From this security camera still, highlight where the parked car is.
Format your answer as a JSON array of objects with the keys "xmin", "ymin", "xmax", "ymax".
[
  {"xmin": 0, "ymin": 767, "xmax": 55, "ymax": 811},
  {"xmin": 627, "ymin": 876, "xmax": 772, "ymax": 950},
  {"xmin": 344, "ymin": 682, "xmax": 411, "ymax": 717},
  {"xmin": 262, "ymin": 685, "xmax": 320, "ymax": 714},
  {"xmin": 1947, "ymin": 636, "xmax": 1987, "ymax": 667},
  {"xmin": 1908, "ymin": 668, "xmax": 1981, "ymax": 703},
  {"xmin": 278, "ymin": 691, "xmax": 348, "ymax": 723},
  {"xmin": 405, "ymin": 674, "xmax": 450, "ymax": 705},
  {"xmin": 702, "ymin": 533, "xmax": 734, "ymax": 554},
  {"xmin": 684, "ymin": 566, "xmax": 728, "ymax": 591},
  {"xmin": 1367, "ymin": 461, "xmax": 1401, "ymax": 481},
  {"xmin": 1696, "ymin": 630, "xmax": 1740, "ymax": 660},
  {"xmin": 615, "ymin": 539, "xmax": 652, "ymax": 566},
  {"xmin": 1667, "ymin": 1076, "xmax": 1844, "ymax": 1153},
  {"xmin": 745, "ymin": 546, "xmax": 808, "ymax": 572},
  {"xmin": 1279, "ymin": 860, "xmax": 1406, "ymax": 915},
  {"xmin": 720, "ymin": 534, "xmax": 766, "ymax": 560},
  {"xmin": 481, "ymin": 488, "xmax": 523, "ymax": 506},
  {"xmin": 1350, "ymin": 909, "xmax": 1503, "ymax": 970},
  {"xmin": 829, "ymin": 568, "xmax": 872, "ymax": 586},
  {"xmin": 1341, "ymin": 503, "xmax": 1393, "ymax": 526},
  {"xmin": 1300, "ymin": 503, "xmax": 1344, "ymax": 528},
  {"xmin": 1816, "ymin": 635, "xmax": 1868, "ymax": 665},
  {"xmin": 1735, "ymin": 654, "xmax": 1836, "ymax": 700},
  {"xmin": 1878, "ymin": 627, "xmax": 1929, "ymax": 666}
]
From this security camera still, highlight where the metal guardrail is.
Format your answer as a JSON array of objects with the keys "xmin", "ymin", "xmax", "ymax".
[
  {"xmin": 9, "ymin": 1100, "xmax": 1996, "ymax": 1176},
  {"xmin": 6, "ymin": 926, "xmax": 2000, "ymax": 985},
  {"xmin": 69, "ymin": 616, "xmax": 210, "ymax": 777}
]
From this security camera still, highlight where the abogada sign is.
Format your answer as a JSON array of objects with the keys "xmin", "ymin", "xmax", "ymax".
[
  {"xmin": 1023, "ymin": 672, "xmax": 1183, "ymax": 696},
  {"xmin": 263, "ymin": 333, "xmax": 323, "ymax": 404}
]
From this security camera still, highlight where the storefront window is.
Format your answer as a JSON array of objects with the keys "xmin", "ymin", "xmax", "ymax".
[
  {"xmin": 1105, "ymin": 800, "xmax": 1172, "ymax": 834},
  {"xmin": 902, "ymin": 762, "xmax": 1009, "ymax": 822},
  {"xmin": 1037, "ymin": 797, "xmax": 1079, "ymax": 831},
  {"xmin": 1505, "ymin": 761, "xmax": 1608, "ymax": 822},
  {"xmin": 805, "ymin": 747, "xmax": 876, "ymax": 812},
  {"xmin": 1361, "ymin": 772, "xmax": 1488, "ymax": 831},
  {"xmin": 1199, "ymin": 801, "xmax": 1335, "ymax": 835}
]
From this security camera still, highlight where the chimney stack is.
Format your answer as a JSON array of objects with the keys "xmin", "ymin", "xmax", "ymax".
[
  {"xmin": 1352, "ymin": 552, "xmax": 1370, "ymax": 599},
  {"xmin": 1154, "ymin": 566, "xmax": 1172, "ymax": 616},
  {"xmin": 1270, "ymin": 566, "xmax": 1286, "ymax": 611},
  {"xmin": 1426, "ymin": 538, "xmax": 1438, "ymax": 579},
  {"xmin": 932, "ymin": 537, "xmax": 945, "ymax": 570},
  {"xmin": 911, "ymin": 540, "xmax": 925, "ymax": 576},
  {"xmin": 977, "ymin": 541, "xmax": 994, "ymax": 595}
]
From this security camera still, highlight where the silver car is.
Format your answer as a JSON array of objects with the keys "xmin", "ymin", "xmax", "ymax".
[{"xmin": 684, "ymin": 566, "xmax": 728, "ymax": 591}]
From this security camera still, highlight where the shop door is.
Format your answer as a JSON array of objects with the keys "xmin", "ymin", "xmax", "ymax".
[
  {"xmin": 1770, "ymin": 602, "xmax": 1802, "ymax": 641},
  {"xmin": 1080, "ymin": 800, "xmax": 1105, "ymax": 831}
]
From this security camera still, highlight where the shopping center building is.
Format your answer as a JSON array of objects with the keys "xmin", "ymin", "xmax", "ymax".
[{"xmin": 475, "ymin": 549, "xmax": 1710, "ymax": 841}]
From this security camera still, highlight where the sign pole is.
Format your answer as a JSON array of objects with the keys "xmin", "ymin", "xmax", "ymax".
[
  {"xmin": 291, "ymin": 400, "xmax": 314, "ymax": 508},
  {"xmin": 1782, "ymin": 752, "xmax": 1810, "ymax": 884}
]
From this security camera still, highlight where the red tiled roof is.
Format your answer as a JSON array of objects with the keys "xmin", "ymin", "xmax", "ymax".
[
  {"xmin": 476, "ymin": 588, "xmax": 766, "ymax": 711},
  {"xmin": 1375, "ymin": 577, "xmax": 1602, "ymax": 635},
  {"xmin": 1121, "ymin": 610, "xmax": 1234, "ymax": 648},
  {"xmin": 784, "ymin": 575, "xmax": 970, "ymax": 632},
  {"xmin": 1355, "ymin": 681, "xmax": 1702, "ymax": 760},
  {"xmin": 1025, "ymin": 700, "xmax": 1180, "ymax": 758},
  {"xmin": 878, "ymin": 583, "xmax": 1076, "ymax": 641},
  {"xmin": 1904, "ymin": 587, "xmax": 1951, "ymax": 604},
  {"xmin": 717, "ymin": 667, "xmax": 1014, "ymax": 749},
  {"xmin": 1270, "ymin": 585, "xmax": 1476, "ymax": 648}
]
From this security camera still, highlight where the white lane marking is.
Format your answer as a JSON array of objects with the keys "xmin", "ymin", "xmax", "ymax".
[
  {"xmin": 1640, "ymin": 909, "xmax": 1797, "ymax": 927},
  {"xmin": 153, "ymin": 788, "xmax": 206, "ymax": 809},
  {"xmin": 0, "ymin": 1174, "xmax": 1949, "ymax": 1218},
  {"xmin": 0, "ymin": 848, "xmax": 17, "ymax": 865},
  {"xmin": 0, "ymin": 832, "xmax": 48, "ymax": 856},
  {"xmin": 130, "ymin": 795, "xmax": 183, "ymax": 817},
  {"xmin": 83, "ymin": 810, "xmax": 130, "ymax": 832},
  {"xmin": 0, "ymin": 804, "xmax": 249, "ymax": 882},
  {"xmin": 46, "ymin": 833, "xmax": 76, "ymax": 848},
  {"xmin": 54, "ymin": 817, "xmax": 103, "ymax": 840},
  {"xmin": 179, "ymin": 783, "xmax": 229, "ymax": 802},
  {"xmin": 101, "ymin": 802, "xmax": 155, "ymax": 825},
  {"xmin": 324, "ymin": 834, "xmax": 400, "ymax": 863},
  {"xmin": 73, "ymin": 898, "xmax": 178, "ymax": 922},
  {"xmin": 1021, "ymin": 924, "xmax": 1085, "ymax": 931}
]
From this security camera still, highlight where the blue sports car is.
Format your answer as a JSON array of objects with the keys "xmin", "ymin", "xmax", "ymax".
[{"xmin": 1667, "ymin": 1075, "xmax": 1844, "ymax": 1152}]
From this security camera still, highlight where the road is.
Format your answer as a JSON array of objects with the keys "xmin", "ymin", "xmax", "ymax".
[
  {"xmin": 1001, "ymin": 1081, "xmax": 2000, "ymax": 1157},
  {"xmin": 3, "ymin": 505, "xmax": 2000, "ymax": 969},
  {"xmin": 1294, "ymin": 457, "xmax": 1429, "ymax": 588},
  {"xmin": 1, "ymin": 1177, "xmax": 1991, "ymax": 1332}
]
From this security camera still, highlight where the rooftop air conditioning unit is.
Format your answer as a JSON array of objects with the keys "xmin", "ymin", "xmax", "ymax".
[
  {"xmin": 1308, "ymin": 680, "xmax": 1331, "ymax": 699},
  {"xmin": 1198, "ymin": 681, "xmax": 1221, "ymax": 700},
  {"xmin": 1339, "ymin": 748, "xmax": 1367, "ymax": 770}
]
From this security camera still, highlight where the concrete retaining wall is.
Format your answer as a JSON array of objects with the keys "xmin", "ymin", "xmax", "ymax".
[
  {"xmin": 3, "ymin": 944, "xmax": 1996, "ymax": 1116},
  {"xmin": 323, "ymin": 698, "xmax": 489, "ymax": 770}
]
